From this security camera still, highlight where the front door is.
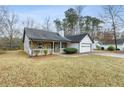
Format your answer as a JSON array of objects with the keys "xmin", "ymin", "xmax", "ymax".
[{"xmin": 54, "ymin": 42, "xmax": 60, "ymax": 53}]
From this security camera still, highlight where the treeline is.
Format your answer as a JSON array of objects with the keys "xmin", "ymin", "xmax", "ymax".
[
  {"xmin": 0, "ymin": 6, "xmax": 124, "ymax": 50},
  {"xmin": 0, "ymin": 7, "xmax": 22, "ymax": 50},
  {"xmin": 54, "ymin": 6, "xmax": 104, "ymax": 38},
  {"xmin": 54, "ymin": 6, "xmax": 124, "ymax": 50}
]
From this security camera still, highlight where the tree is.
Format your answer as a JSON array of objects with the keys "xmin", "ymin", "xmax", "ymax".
[
  {"xmin": 62, "ymin": 18, "xmax": 68, "ymax": 35},
  {"xmin": 22, "ymin": 17, "xmax": 34, "ymax": 28},
  {"xmin": 0, "ymin": 6, "xmax": 8, "ymax": 36},
  {"xmin": 75, "ymin": 6, "xmax": 85, "ymax": 34},
  {"xmin": 83, "ymin": 16, "xmax": 92, "ymax": 32},
  {"xmin": 64, "ymin": 8, "xmax": 78, "ymax": 35},
  {"xmin": 91, "ymin": 17, "xmax": 104, "ymax": 39},
  {"xmin": 0, "ymin": 7, "xmax": 20, "ymax": 49},
  {"xmin": 102, "ymin": 5, "xmax": 124, "ymax": 50},
  {"xmin": 54, "ymin": 19, "xmax": 62, "ymax": 32},
  {"xmin": 4, "ymin": 13, "xmax": 19, "ymax": 49},
  {"xmin": 43, "ymin": 16, "xmax": 51, "ymax": 31}
]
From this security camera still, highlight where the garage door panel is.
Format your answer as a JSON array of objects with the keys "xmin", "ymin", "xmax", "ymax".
[{"xmin": 80, "ymin": 43, "xmax": 91, "ymax": 53}]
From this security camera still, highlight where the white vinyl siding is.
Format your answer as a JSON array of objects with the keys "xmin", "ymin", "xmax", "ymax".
[
  {"xmin": 67, "ymin": 43, "xmax": 79, "ymax": 49},
  {"xmin": 79, "ymin": 35, "xmax": 93, "ymax": 53},
  {"xmin": 102, "ymin": 44, "xmax": 124, "ymax": 51},
  {"xmin": 24, "ymin": 35, "xmax": 31, "ymax": 55}
]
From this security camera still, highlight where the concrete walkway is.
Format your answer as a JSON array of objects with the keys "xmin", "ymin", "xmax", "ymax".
[{"xmin": 93, "ymin": 52, "xmax": 124, "ymax": 58}]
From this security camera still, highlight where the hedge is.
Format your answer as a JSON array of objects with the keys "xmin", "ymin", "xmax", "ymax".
[
  {"xmin": 107, "ymin": 46, "xmax": 115, "ymax": 51},
  {"xmin": 64, "ymin": 48, "xmax": 77, "ymax": 54}
]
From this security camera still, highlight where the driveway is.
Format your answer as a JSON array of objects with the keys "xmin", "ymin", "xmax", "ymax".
[{"xmin": 93, "ymin": 52, "xmax": 124, "ymax": 58}]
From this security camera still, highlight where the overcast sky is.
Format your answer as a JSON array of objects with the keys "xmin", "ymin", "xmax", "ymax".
[
  {"xmin": 5, "ymin": 5, "xmax": 124, "ymax": 32},
  {"xmin": 7, "ymin": 5, "xmax": 103, "ymax": 23}
]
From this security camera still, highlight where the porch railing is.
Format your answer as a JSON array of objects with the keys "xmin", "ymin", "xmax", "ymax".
[{"xmin": 31, "ymin": 48, "xmax": 54, "ymax": 56}]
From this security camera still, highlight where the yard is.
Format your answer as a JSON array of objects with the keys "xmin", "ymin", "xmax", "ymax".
[{"xmin": 0, "ymin": 50, "xmax": 124, "ymax": 87}]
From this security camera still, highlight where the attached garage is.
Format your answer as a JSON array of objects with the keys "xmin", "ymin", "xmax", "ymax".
[
  {"xmin": 66, "ymin": 33, "xmax": 94, "ymax": 53},
  {"xmin": 80, "ymin": 43, "xmax": 92, "ymax": 53}
]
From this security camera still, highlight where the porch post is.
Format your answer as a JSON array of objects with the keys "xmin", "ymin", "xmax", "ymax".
[
  {"xmin": 53, "ymin": 41, "xmax": 54, "ymax": 54},
  {"xmin": 60, "ymin": 42, "xmax": 62, "ymax": 53}
]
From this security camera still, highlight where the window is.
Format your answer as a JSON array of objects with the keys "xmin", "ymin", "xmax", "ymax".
[
  {"xmin": 62, "ymin": 43, "xmax": 66, "ymax": 48},
  {"xmin": 38, "ymin": 43, "xmax": 42, "ymax": 48}
]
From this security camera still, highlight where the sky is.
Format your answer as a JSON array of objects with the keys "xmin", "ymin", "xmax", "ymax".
[
  {"xmin": 5, "ymin": 5, "xmax": 105, "ymax": 31},
  {"xmin": 7, "ymin": 5, "xmax": 103, "ymax": 22}
]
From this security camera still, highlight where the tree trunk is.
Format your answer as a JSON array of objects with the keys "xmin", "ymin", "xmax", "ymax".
[
  {"xmin": 112, "ymin": 21, "xmax": 117, "ymax": 51},
  {"xmin": 9, "ymin": 35, "xmax": 13, "ymax": 49}
]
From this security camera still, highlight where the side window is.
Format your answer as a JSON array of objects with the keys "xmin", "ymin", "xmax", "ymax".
[{"xmin": 62, "ymin": 43, "xmax": 66, "ymax": 48}]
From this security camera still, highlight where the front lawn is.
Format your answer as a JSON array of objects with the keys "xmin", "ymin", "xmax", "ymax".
[{"xmin": 0, "ymin": 50, "xmax": 124, "ymax": 87}]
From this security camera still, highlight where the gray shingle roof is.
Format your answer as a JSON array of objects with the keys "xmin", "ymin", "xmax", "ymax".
[
  {"xmin": 65, "ymin": 33, "xmax": 94, "ymax": 43},
  {"xmin": 23, "ymin": 28, "xmax": 70, "ymax": 42}
]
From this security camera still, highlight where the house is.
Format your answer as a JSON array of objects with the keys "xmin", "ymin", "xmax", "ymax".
[
  {"xmin": 93, "ymin": 39, "xmax": 103, "ymax": 49},
  {"xmin": 23, "ymin": 28, "xmax": 94, "ymax": 56},
  {"xmin": 101, "ymin": 38, "xmax": 124, "ymax": 51}
]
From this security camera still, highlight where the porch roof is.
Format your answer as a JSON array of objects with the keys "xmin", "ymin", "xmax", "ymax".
[{"xmin": 23, "ymin": 28, "xmax": 70, "ymax": 42}]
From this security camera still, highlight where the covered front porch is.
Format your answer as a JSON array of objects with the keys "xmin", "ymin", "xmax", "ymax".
[{"xmin": 29, "ymin": 40, "xmax": 68, "ymax": 56}]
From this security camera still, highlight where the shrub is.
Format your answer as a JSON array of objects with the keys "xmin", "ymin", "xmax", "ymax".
[
  {"xmin": 64, "ymin": 48, "xmax": 77, "ymax": 54},
  {"xmin": 44, "ymin": 49, "xmax": 48, "ymax": 56},
  {"xmin": 101, "ymin": 47, "xmax": 104, "ymax": 50},
  {"xmin": 96, "ymin": 45, "xmax": 101, "ymax": 50},
  {"xmin": 107, "ymin": 46, "xmax": 115, "ymax": 51},
  {"xmin": 34, "ymin": 50, "xmax": 40, "ymax": 56},
  {"xmin": 116, "ymin": 48, "xmax": 120, "ymax": 51}
]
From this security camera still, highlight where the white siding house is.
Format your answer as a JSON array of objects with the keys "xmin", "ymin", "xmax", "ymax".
[
  {"xmin": 23, "ymin": 28, "xmax": 94, "ymax": 56},
  {"xmin": 101, "ymin": 38, "xmax": 124, "ymax": 51},
  {"xmin": 93, "ymin": 40, "xmax": 102, "ymax": 49},
  {"xmin": 102, "ymin": 44, "xmax": 124, "ymax": 51}
]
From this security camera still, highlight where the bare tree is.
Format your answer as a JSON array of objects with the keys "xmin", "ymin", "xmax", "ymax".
[
  {"xmin": 0, "ymin": 6, "xmax": 20, "ymax": 49},
  {"xmin": 4, "ymin": 13, "xmax": 19, "ymax": 49},
  {"xmin": 0, "ymin": 6, "xmax": 8, "ymax": 36},
  {"xmin": 102, "ymin": 5, "xmax": 124, "ymax": 50},
  {"xmin": 43, "ymin": 16, "xmax": 51, "ymax": 31},
  {"xmin": 22, "ymin": 17, "xmax": 34, "ymax": 28},
  {"xmin": 75, "ymin": 5, "xmax": 85, "ymax": 34}
]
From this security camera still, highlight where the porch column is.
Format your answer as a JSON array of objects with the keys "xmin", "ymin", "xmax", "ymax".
[
  {"xmin": 53, "ymin": 41, "xmax": 54, "ymax": 54},
  {"xmin": 60, "ymin": 42, "xmax": 62, "ymax": 53}
]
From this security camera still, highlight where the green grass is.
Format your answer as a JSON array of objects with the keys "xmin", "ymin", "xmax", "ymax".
[{"xmin": 0, "ymin": 50, "xmax": 124, "ymax": 87}]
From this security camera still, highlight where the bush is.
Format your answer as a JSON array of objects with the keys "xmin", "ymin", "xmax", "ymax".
[
  {"xmin": 34, "ymin": 50, "xmax": 40, "ymax": 56},
  {"xmin": 107, "ymin": 46, "xmax": 115, "ymax": 51},
  {"xmin": 96, "ymin": 45, "xmax": 101, "ymax": 50},
  {"xmin": 101, "ymin": 47, "xmax": 104, "ymax": 50},
  {"xmin": 64, "ymin": 48, "xmax": 77, "ymax": 54},
  {"xmin": 44, "ymin": 49, "xmax": 48, "ymax": 56},
  {"xmin": 116, "ymin": 48, "xmax": 120, "ymax": 51}
]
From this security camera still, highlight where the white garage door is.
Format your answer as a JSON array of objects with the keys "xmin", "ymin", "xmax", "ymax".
[{"xmin": 80, "ymin": 43, "xmax": 91, "ymax": 53}]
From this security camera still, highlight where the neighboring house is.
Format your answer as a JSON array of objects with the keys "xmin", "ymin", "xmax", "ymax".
[
  {"xmin": 23, "ymin": 28, "xmax": 94, "ymax": 56},
  {"xmin": 102, "ymin": 38, "xmax": 124, "ymax": 51},
  {"xmin": 93, "ymin": 39, "xmax": 102, "ymax": 49}
]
